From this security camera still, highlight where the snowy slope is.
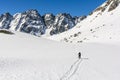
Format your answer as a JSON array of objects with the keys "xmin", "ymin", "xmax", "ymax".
[
  {"xmin": 47, "ymin": 0, "xmax": 120, "ymax": 43},
  {"xmin": 0, "ymin": 30, "xmax": 120, "ymax": 80},
  {"xmin": 0, "ymin": 30, "xmax": 78, "ymax": 80}
]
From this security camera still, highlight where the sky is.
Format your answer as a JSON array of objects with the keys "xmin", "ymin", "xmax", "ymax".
[{"xmin": 0, "ymin": 0, "xmax": 106, "ymax": 16}]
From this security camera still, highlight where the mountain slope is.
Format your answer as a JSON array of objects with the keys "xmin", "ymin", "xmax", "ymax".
[
  {"xmin": 0, "ymin": 30, "xmax": 120, "ymax": 80},
  {"xmin": 47, "ymin": 0, "xmax": 120, "ymax": 43},
  {"xmin": 0, "ymin": 30, "xmax": 77, "ymax": 80}
]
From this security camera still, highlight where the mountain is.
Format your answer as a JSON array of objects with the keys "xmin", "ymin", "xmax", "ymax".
[
  {"xmin": 0, "ymin": 13, "xmax": 13, "ymax": 29},
  {"xmin": 42, "ymin": 13, "xmax": 78, "ymax": 36},
  {"xmin": 47, "ymin": 0, "xmax": 120, "ymax": 43},
  {"xmin": 0, "ymin": 10, "xmax": 85, "ymax": 36},
  {"xmin": 43, "ymin": 13, "xmax": 55, "ymax": 29},
  {"xmin": 10, "ymin": 10, "xmax": 46, "ymax": 36},
  {"xmin": 48, "ymin": 13, "xmax": 75, "ymax": 35},
  {"xmin": 0, "ymin": 0, "xmax": 120, "ymax": 80}
]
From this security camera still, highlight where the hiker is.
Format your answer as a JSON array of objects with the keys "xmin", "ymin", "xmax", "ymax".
[{"xmin": 78, "ymin": 52, "xmax": 81, "ymax": 59}]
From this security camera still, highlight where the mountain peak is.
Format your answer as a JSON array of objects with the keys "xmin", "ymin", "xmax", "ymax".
[
  {"xmin": 90, "ymin": 0, "xmax": 120, "ymax": 15},
  {"xmin": 0, "ymin": 10, "xmax": 85, "ymax": 36},
  {"xmin": 0, "ymin": 12, "xmax": 12, "ymax": 19},
  {"xmin": 24, "ymin": 9, "xmax": 39, "ymax": 14},
  {"xmin": 108, "ymin": 0, "xmax": 120, "ymax": 11},
  {"xmin": 0, "ymin": 12, "xmax": 13, "ymax": 29},
  {"xmin": 3, "ymin": 12, "xmax": 12, "ymax": 16},
  {"xmin": 48, "ymin": 0, "xmax": 120, "ymax": 43}
]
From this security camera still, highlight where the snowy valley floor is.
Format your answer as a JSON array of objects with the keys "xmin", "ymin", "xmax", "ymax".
[{"xmin": 0, "ymin": 31, "xmax": 120, "ymax": 80}]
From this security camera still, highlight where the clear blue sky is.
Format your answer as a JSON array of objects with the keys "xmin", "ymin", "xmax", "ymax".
[{"xmin": 0, "ymin": 0, "xmax": 106, "ymax": 16}]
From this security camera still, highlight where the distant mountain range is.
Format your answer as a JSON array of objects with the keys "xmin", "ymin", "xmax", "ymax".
[
  {"xmin": 0, "ymin": 10, "xmax": 86, "ymax": 36},
  {"xmin": 0, "ymin": 0, "xmax": 120, "ymax": 43}
]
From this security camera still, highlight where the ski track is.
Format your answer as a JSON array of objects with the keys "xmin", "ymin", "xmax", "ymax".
[{"xmin": 60, "ymin": 58, "xmax": 85, "ymax": 80}]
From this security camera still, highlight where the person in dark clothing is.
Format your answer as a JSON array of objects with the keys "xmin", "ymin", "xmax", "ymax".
[{"xmin": 78, "ymin": 52, "xmax": 81, "ymax": 59}]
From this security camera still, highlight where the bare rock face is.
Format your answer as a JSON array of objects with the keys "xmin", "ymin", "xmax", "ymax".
[
  {"xmin": 108, "ymin": 0, "xmax": 120, "ymax": 11},
  {"xmin": 10, "ymin": 9, "xmax": 46, "ymax": 36},
  {"xmin": 90, "ymin": 0, "xmax": 120, "ymax": 15},
  {"xmin": 43, "ymin": 14, "xmax": 55, "ymax": 29},
  {"xmin": 50, "ymin": 13, "xmax": 75, "ymax": 35},
  {"xmin": 0, "ymin": 13, "xmax": 13, "ymax": 29},
  {"xmin": 0, "ymin": 9, "xmax": 86, "ymax": 36},
  {"xmin": 43, "ymin": 13, "xmax": 86, "ymax": 35},
  {"xmin": 20, "ymin": 10, "xmax": 46, "ymax": 36}
]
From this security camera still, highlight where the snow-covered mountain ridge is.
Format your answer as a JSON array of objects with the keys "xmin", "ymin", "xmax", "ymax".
[
  {"xmin": 47, "ymin": 0, "xmax": 120, "ymax": 43},
  {"xmin": 0, "ymin": 0, "xmax": 119, "ymax": 42},
  {"xmin": 0, "ymin": 10, "xmax": 86, "ymax": 36}
]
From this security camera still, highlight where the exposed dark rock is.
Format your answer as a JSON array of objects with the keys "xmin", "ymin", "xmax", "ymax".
[
  {"xmin": 90, "ymin": 0, "xmax": 120, "ymax": 15},
  {"xmin": 0, "ymin": 13, "xmax": 13, "ymax": 29},
  {"xmin": 43, "ymin": 14, "xmax": 55, "ymax": 29},
  {"xmin": 0, "ymin": 9, "xmax": 86, "ymax": 36},
  {"xmin": 50, "ymin": 13, "xmax": 75, "ymax": 35},
  {"xmin": 108, "ymin": 0, "xmax": 120, "ymax": 11}
]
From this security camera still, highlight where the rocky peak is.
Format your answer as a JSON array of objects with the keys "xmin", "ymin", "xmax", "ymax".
[
  {"xmin": 22, "ymin": 9, "xmax": 41, "ymax": 20},
  {"xmin": 0, "ymin": 13, "xmax": 13, "ymax": 29},
  {"xmin": 24, "ymin": 9, "xmax": 39, "ymax": 14},
  {"xmin": 0, "ymin": 9, "xmax": 86, "ymax": 36},
  {"xmin": 90, "ymin": 0, "xmax": 120, "ymax": 15},
  {"xmin": 10, "ymin": 9, "xmax": 46, "ymax": 36},
  {"xmin": 43, "ymin": 13, "xmax": 55, "ymax": 29},
  {"xmin": 108, "ymin": 0, "xmax": 120, "ymax": 11},
  {"xmin": 1, "ymin": 13, "xmax": 12, "ymax": 18},
  {"xmin": 55, "ymin": 13, "xmax": 73, "ymax": 23},
  {"xmin": 49, "ymin": 13, "xmax": 75, "ymax": 35},
  {"xmin": 73, "ymin": 16, "xmax": 79, "ymax": 24}
]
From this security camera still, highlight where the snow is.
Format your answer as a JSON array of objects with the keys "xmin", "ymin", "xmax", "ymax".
[
  {"xmin": 0, "ymin": 30, "xmax": 120, "ymax": 80},
  {"xmin": 1, "ymin": 1, "xmax": 120, "ymax": 80},
  {"xmin": 10, "ymin": 13, "xmax": 22, "ymax": 31},
  {"xmin": 46, "ymin": 1, "xmax": 120, "ymax": 43},
  {"xmin": 0, "ymin": 31, "xmax": 77, "ymax": 80}
]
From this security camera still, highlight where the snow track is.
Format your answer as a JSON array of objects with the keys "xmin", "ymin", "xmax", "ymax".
[
  {"xmin": 60, "ymin": 58, "xmax": 85, "ymax": 80},
  {"xmin": 1, "ymin": 30, "xmax": 120, "ymax": 80}
]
